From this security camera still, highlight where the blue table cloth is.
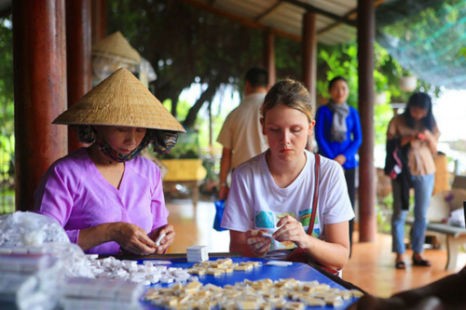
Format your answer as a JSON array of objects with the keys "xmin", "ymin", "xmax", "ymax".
[{"xmin": 139, "ymin": 257, "xmax": 360, "ymax": 309}]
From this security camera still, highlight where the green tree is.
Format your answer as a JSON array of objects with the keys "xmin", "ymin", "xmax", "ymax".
[{"xmin": 0, "ymin": 16, "xmax": 14, "ymax": 178}]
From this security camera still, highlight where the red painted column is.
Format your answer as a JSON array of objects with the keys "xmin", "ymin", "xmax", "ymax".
[
  {"xmin": 357, "ymin": 0, "xmax": 377, "ymax": 242},
  {"xmin": 92, "ymin": 0, "xmax": 107, "ymax": 44},
  {"xmin": 13, "ymin": 0, "xmax": 68, "ymax": 211},
  {"xmin": 67, "ymin": 0, "xmax": 92, "ymax": 152},
  {"xmin": 302, "ymin": 11, "xmax": 317, "ymax": 110},
  {"xmin": 263, "ymin": 29, "xmax": 276, "ymax": 90}
]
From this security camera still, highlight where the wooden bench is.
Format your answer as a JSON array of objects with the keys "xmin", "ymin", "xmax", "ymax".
[{"xmin": 406, "ymin": 188, "xmax": 466, "ymax": 270}]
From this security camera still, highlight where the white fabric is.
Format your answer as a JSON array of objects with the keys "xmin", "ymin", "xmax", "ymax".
[
  {"xmin": 216, "ymin": 93, "xmax": 268, "ymax": 169},
  {"xmin": 221, "ymin": 150, "xmax": 354, "ymax": 260}
]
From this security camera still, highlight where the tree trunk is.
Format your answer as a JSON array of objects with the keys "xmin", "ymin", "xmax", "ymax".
[
  {"xmin": 170, "ymin": 94, "xmax": 179, "ymax": 118},
  {"xmin": 182, "ymin": 81, "xmax": 220, "ymax": 129}
]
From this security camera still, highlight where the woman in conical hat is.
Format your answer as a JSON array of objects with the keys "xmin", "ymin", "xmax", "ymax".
[{"xmin": 35, "ymin": 68, "xmax": 185, "ymax": 255}]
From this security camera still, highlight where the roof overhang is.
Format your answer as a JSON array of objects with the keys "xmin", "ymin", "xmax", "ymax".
[{"xmin": 177, "ymin": 0, "xmax": 386, "ymax": 44}]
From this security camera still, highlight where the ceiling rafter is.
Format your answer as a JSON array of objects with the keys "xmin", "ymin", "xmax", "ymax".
[
  {"xmin": 279, "ymin": 0, "xmax": 356, "ymax": 27},
  {"xmin": 176, "ymin": 0, "xmax": 372, "ymax": 43},
  {"xmin": 255, "ymin": 2, "xmax": 283, "ymax": 22},
  {"xmin": 319, "ymin": 0, "xmax": 387, "ymax": 35},
  {"xmin": 177, "ymin": 0, "xmax": 302, "ymax": 41}
]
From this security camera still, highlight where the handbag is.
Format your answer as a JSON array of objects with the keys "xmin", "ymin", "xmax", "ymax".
[
  {"xmin": 286, "ymin": 154, "xmax": 339, "ymax": 276},
  {"xmin": 213, "ymin": 199, "xmax": 228, "ymax": 232}
]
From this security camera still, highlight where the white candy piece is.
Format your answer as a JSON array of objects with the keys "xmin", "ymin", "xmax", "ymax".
[
  {"xmin": 265, "ymin": 261, "xmax": 293, "ymax": 267},
  {"xmin": 86, "ymin": 254, "xmax": 99, "ymax": 260},
  {"xmin": 151, "ymin": 260, "xmax": 172, "ymax": 265},
  {"xmin": 0, "ymin": 248, "xmax": 13, "ymax": 254},
  {"xmin": 261, "ymin": 233, "xmax": 274, "ymax": 239},
  {"xmin": 160, "ymin": 276, "xmax": 174, "ymax": 284},
  {"xmin": 155, "ymin": 233, "xmax": 166, "ymax": 246}
]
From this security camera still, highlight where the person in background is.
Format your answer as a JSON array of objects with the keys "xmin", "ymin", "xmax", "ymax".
[
  {"xmin": 387, "ymin": 92, "xmax": 440, "ymax": 269},
  {"xmin": 36, "ymin": 68, "xmax": 184, "ymax": 255},
  {"xmin": 217, "ymin": 67, "xmax": 269, "ymax": 200},
  {"xmin": 315, "ymin": 76, "xmax": 362, "ymax": 254},
  {"xmin": 221, "ymin": 79, "xmax": 354, "ymax": 272}
]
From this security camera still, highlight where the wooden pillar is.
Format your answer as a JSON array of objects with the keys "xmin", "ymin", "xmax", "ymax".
[
  {"xmin": 92, "ymin": 0, "xmax": 107, "ymax": 45},
  {"xmin": 263, "ymin": 29, "xmax": 276, "ymax": 89},
  {"xmin": 302, "ymin": 11, "xmax": 317, "ymax": 151},
  {"xmin": 13, "ymin": 0, "xmax": 68, "ymax": 211},
  {"xmin": 208, "ymin": 101, "xmax": 213, "ymax": 147},
  {"xmin": 302, "ymin": 11, "xmax": 317, "ymax": 109},
  {"xmin": 67, "ymin": 0, "xmax": 92, "ymax": 152},
  {"xmin": 357, "ymin": 0, "xmax": 377, "ymax": 242}
]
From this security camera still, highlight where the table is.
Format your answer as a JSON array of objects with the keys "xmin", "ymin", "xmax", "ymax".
[
  {"xmin": 160, "ymin": 159, "xmax": 207, "ymax": 207},
  {"xmin": 137, "ymin": 256, "xmax": 362, "ymax": 310}
]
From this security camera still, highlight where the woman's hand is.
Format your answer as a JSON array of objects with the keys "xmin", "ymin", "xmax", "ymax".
[
  {"xmin": 334, "ymin": 154, "xmax": 346, "ymax": 165},
  {"xmin": 148, "ymin": 224, "xmax": 176, "ymax": 254},
  {"xmin": 109, "ymin": 222, "xmax": 157, "ymax": 255},
  {"xmin": 420, "ymin": 129, "xmax": 438, "ymax": 155},
  {"xmin": 245, "ymin": 230, "xmax": 272, "ymax": 257},
  {"xmin": 218, "ymin": 185, "xmax": 229, "ymax": 200},
  {"xmin": 273, "ymin": 215, "xmax": 309, "ymax": 249},
  {"xmin": 420, "ymin": 129, "xmax": 434, "ymax": 141}
]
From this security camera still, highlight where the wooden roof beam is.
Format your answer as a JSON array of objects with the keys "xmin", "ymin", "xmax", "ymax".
[
  {"xmin": 177, "ymin": 0, "xmax": 301, "ymax": 42},
  {"xmin": 279, "ymin": 0, "xmax": 356, "ymax": 27},
  {"xmin": 319, "ymin": 0, "xmax": 387, "ymax": 35},
  {"xmin": 255, "ymin": 2, "xmax": 282, "ymax": 22}
]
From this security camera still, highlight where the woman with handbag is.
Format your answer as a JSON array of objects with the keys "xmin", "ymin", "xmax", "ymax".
[
  {"xmin": 387, "ymin": 92, "xmax": 440, "ymax": 269},
  {"xmin": 220, "ymin": 79, "xmax": 354, "ymax": 272}
]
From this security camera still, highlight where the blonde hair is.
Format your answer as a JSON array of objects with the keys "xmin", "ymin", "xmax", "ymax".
[{"xmin": 261, "ymin": 79, "xmax": 314, "ymax": 122}]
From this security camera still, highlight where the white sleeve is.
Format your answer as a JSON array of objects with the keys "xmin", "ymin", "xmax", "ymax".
[
  {"xmin": 216, "ymin": 112, "xmax": 234, "ymax": 149},
  {"xmin": 320, "ymin": 162, "xmax": 355, "ymax": 225},
  {"xmin": 220, "ymin": 166, "xmax": 255, "ymax": 232}
]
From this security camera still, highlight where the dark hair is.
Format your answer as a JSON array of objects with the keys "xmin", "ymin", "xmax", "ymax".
[
  {"xmin": 261, "ymin": 79, "xmax": 314, "ymax": 122},
  {"xmin": 245, "ymin": 67, "xmax": 269, "ymax": 88},
  {"xmin": 328, "ymin": 76, "xmax": 348, "ymax": 90},
  {"xmin": 403, "ymin": 92, "xmax": 436, "ymax": 131}
]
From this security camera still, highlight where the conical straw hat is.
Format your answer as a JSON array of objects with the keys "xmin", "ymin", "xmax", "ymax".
[
  {"xmin": 92, "ymin": 31, "xmax": 141, "ymax": 64},
  {"xmin": 53, "ymin": 68, "xmax": 185, "ymax": 132}
]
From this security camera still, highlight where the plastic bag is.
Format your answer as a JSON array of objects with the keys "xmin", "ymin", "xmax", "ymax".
[
  {"xmin": 0, "ymin": 212, "xmax": 70, "ymax": 247},
  {"xmin": 213, "ymin": 200, "xmax": 227, "ymax": 232},
  {"xmin": 448, "ymin": 208, "xmax": 465, "ymax": 228}
]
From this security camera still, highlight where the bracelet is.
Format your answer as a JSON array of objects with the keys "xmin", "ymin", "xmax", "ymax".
[{"xmin": 219, "ymin": 183, "xmax": 227, "ymax": 187}]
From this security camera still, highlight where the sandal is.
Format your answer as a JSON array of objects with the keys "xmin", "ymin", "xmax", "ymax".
[
  {"xmin": 412, "ymin": 256, "xmax": 431, "ymax": 267},
  {"xmin": 395, "ymin": 261, "xmax": 406, "ymax": 269}
]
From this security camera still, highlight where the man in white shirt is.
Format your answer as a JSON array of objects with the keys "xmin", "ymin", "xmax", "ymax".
[{"xmin": 217, "ymin": 67, "xmax": 269, "ymax": 200}]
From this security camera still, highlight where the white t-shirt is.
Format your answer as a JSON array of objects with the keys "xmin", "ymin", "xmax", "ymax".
[
  {"xmin": 221, "ymin": 149, "xmax": 354, "ymax": 260},
  {"xmin": 216, "ymin": 93, "xmax": 268, "ymax": 169}
]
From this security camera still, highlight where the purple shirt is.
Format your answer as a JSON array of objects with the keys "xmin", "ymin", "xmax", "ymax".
[{"xmin": 35, "ymin": 148, "xmax": 168, "ymax": 255}]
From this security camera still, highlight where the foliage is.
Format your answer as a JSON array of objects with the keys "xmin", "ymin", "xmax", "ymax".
[
  {"xmin": 107, "ymin": 0, "xmax": 263, "ymax": 128},
  {"xmin": 106, "ymin": 0, "xmax": 446, "ymax": 153},
  {"xmin": 0, "ymin": 1, "xmax": 453, "ymax": 169},
  {"xmin": 460, "ymin": 47, "xmax": 466, "ymax": 57},
  {"xmin": 0, "ymin": 16, "xmax": 14, "ymax": 187},
  {"xmin": 0, "ymin": 134, "xmax": 14, "ymax": 179},
  {"xmin": 156, "ymin": 129, "xmax": 200, "ymax": 159},
  {"xmin": 377, "ymin": 0, "xmax": 466, "ymax": 90}
]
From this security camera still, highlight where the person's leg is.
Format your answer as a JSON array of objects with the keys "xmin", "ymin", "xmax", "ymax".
[
  {"xmin": 391, "ymin": 179, "xmax": 408, "ymax": 267},
  {"xmin": 344, "ymin": 168, "xmax": 356, "ymax": 256},
  {"xmin": 411, "ymin": 173, "xmax": 435, "ymax": 263}
]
